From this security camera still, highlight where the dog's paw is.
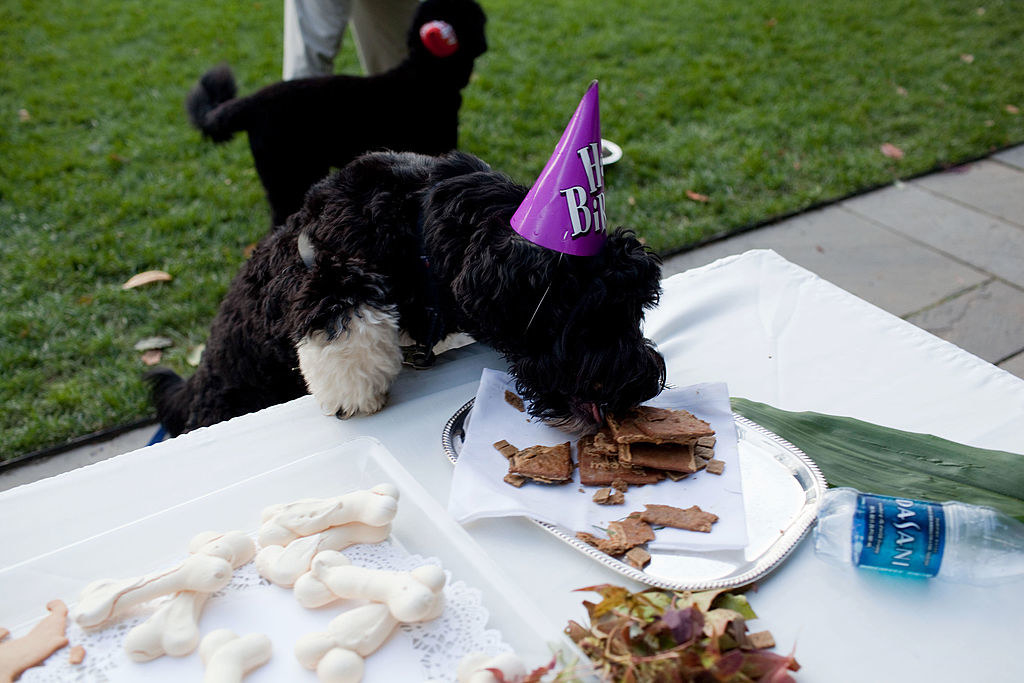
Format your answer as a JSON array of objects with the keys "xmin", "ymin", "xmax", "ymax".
[
  {"xmin": 333, "ymin": 393, "xmax": 389, "ymax": 420},
  {"xmin": 297, "ymin": 305, "xmax": 403, "ymax": 420}
]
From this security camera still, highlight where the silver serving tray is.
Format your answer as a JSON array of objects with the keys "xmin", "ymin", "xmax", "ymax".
[{"xmin": 442, "ymin": 399, "xmax": 826, "ymax": 591}]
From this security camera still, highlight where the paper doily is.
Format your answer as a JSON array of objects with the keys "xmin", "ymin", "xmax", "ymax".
[{"xmin": 21, "ymin": 538, "xmax": 512, "ymax": 682}]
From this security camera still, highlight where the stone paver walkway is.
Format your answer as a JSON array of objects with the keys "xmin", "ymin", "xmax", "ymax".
[{"xmin": 662, "ymin": 145, "xmax": 1024, "ymax": 378}]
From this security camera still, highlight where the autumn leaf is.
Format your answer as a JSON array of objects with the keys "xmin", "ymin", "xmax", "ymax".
[
  {"xmin": 686, "ymin": 190, "xmax": 710, "ymax": 202},
  {"xmin": 880, "ymin": 143, "xmax": 904, "ymax": 160},
  {"xmin": 570, "ymin": 585, "xmax": 799, "ymax": 681},
  {"xmin": 1007, "ymin": 104, "xmax": 1021, "ymax": 115},
  {"xmin": 960, "ymin": 53, "xmax": 975, "ymax": 64},
  {"xmin": 134, "ymin": 336, "xmax": 173, "ymax": 352},
  {"xmin": 140, "ymin": 349, "xmax": 162, "ymax": 366},
  {"xmin": 122, "ymin": 270, "xmax": 172, "ymax": 289},
  {"xmin": 662, "ymin": 606, "xmax": 703, "ymax": 645},
  {"xmin": 187, "ymin": 344, "xmax": 205, "ymax": 367}
]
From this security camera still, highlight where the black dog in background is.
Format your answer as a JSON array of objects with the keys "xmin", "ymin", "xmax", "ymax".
[
  {"xmin": 186, "ymin": 0, "xmax": 487, "ymax": 226},
  {"xmin": 148, "ymin": 151, "xmax": 666, "ymax": 437}
]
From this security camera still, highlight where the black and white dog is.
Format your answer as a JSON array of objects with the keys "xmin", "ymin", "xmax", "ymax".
[
  {"xmin": 186, "ymin": 0, "xmax": 487, "ymax": 226},
  {"xmin": 147, "ymin": 151, "xmax": 667, "ymax": 436}
]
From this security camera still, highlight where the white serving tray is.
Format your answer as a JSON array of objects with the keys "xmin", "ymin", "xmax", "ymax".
[{"xmin": 1, "ymin": 437, "xmax": 566, "ymax": 681}]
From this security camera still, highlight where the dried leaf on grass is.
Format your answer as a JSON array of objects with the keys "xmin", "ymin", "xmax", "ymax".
[
  {"xmin": 880, "ymin": 143, "xmax": 904, "ymax": 160},
  {"xmin": 187, "ymin": 344, "xmax": 205, "ymax": 367},
  {"xmin": 565, "ymin": 584, "xmax": 799, "ymax": 682},
  {"xmin": 685, "ymin": 190, "xmax": 710, "ymax": 202},
  {"xmin": 140, "ymin": 349, "xmax": 162, "ymax": 366},
  {"xmin": 133, "ymin": 336, "xmax": 173, "ymax": 352},
  {"xmin": 121, "ymin": 270, "xmax": 172, "ymax": 289}
]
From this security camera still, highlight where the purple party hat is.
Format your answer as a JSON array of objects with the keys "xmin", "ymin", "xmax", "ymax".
[{"xmin": 511, "ymin": 81, "xmax": 607, "ymax": 256}]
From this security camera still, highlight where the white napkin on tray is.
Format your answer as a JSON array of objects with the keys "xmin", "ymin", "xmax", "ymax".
[{"xmin": 447, "ymin": 369, "xmax": 748, "ymax": 552}]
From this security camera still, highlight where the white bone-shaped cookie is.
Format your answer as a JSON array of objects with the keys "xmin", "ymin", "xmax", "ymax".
[
  {"xmin": 255, "ymin": 522, "xmax": 391, "ymax": 587},
  {"xmin": 72, "ymin": 530, "xmax": 255, "ymax": 629},
  {"xmin": 294, "ymin": 602, "xmax": 398, "ymax": 683},
  {"xmin": 122, "ymin": 531, "xmax": 256, "ymax": 660},
  {"xmin": 457, "ymin": 652, "xmax": 528, "ymax": 683},
  {"xmin": 199, "ymin": 629, "xmax": 271, "ymax": 683},
  {"xmin": 258, "ymin": 484, "xmax": 398, "ymax": 547},
  {"xmin": 293, "ymin": 550, "xmax": 446, "ymax": 621}
]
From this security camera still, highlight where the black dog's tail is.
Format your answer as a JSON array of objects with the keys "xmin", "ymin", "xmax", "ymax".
[
  {"xmin": 144, "ymin": 367, "xmax": 190, "ymax": 437},
  {"xmin": 186, "ymin": 64, "xmax": 241, "ymax": 143}
]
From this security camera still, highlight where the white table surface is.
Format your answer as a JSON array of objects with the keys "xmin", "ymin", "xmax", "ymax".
[{"xmin": 3, "ymin": 249, "xmax": 1023, "ymax": 682}]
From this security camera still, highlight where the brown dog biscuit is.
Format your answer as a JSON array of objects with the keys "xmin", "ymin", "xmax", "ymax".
[
  {"xmin": 621, "ymin": 441, "xmax": 699, "ymax": 473},
  {"xmin": 607, "ymin": 406, "xmax": 715, "ymax": 445},
  {"xmin": 592, "ymin": 488, "xmax": 624, "ymax": 505},
  {"xmin": 695, "ymin": 444, "xmax": 715, "ymax": 459},
  {"xmin": 504, "ymin": 390, "xmax": 525, "ymax": 412},
  {"xmin": 508, "ymin": 442, "xmax": 573, "ymax": 484},
  {"xmin": 575, "ymin": 531, "xmax": 632, "ymax": 557},
  {"xmin": 639, "ymin": 504, "xmax": 719, "ymax": 532},
  {"xmin": 492, "ymin": 439, "xmax": 519, "ymax": 459},
  {"xmin": 68, "ymin": 645, "xmax": 86, "ymax": 665},
  {"xmin": 577, "ymin": 436, "xmax": 664, "ymax": 486},
  {"xmin": 0, "ymin": 600, "xmax": 70, "ymax": 682},
  {"xmin": 608, "ymin": 517, "xmax": 656, "ymax": 546},
  {"xmin": 576, "ymin": 516, "xmax": 655, "ymax": 558},
  {"xmin": 590, "ymin": 426, "xmax": 619, "ymax": 456},
  {"xmin": 503, "ymin": 473, "xmax": 528, "ymax": 487},
  {"xmin": 624, "ymin": 546, "xmax": 652, "ymax": 570}
]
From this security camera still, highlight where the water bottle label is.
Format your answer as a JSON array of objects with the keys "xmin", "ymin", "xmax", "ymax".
[{"xmin": 852, "ymin": 494, "xmax": 945, "ymax": 576}]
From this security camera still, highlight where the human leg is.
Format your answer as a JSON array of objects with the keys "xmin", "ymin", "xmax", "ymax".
[{"xmin": 283, "ymin": 0, "xmax": 354, "ymax": 79}]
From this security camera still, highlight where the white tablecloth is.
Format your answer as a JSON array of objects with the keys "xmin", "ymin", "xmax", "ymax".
[{"xmin": 3, "ymin": 249, "xmax": 1022, "ymax": 682}]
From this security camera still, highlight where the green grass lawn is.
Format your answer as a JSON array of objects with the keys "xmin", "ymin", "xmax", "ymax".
[{"xmin": 2, "ymin": 0, "xmax": 1022, "ymax": 458}]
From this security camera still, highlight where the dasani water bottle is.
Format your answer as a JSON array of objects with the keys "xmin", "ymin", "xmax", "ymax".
[{"xmin": 814, "ymin": 487, "xmax": 1024, "ymax": 585}]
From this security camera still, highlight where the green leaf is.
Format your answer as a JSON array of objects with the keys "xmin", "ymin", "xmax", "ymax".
[
  {"xmin": 731, "ymin": 398, "xmax": 1024, "ymax": 521},
  {"xmin": 711, "ymin": 593, "xmax": 758, "ymax": 620}
]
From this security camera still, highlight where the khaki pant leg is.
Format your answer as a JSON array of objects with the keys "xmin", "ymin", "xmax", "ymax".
[
  {"xmin": 349, "ymin": 0, "xmax": 420, "ymax": 75},
  {"xmin": 283, "ymin": 0, "xmax": 353, "ymax": 79}
]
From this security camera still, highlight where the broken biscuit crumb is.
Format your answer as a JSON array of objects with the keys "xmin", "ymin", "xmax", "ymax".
[
  {"xmin": 609, "ymin": 517, "xmax": 655, "ymax": 546},
  {"xmin": 705, "ymin": 459, "xmax": 725, "ymax": 475},
  {"xmin": 639, "ymin": 504, "xmax": 719, "ymax": 533},
  {"xmin": 68, "ymin": 645, "xmax": 85, "ymax": 665},
  {"xmin": 493, "ymin": 439, "xmax": 519, "ymax": 459},
  {"xmin": 503, "ymin": 473, "xmax": 528, "ymax": 488},
  {"xmin": 575, "ymin": 531, "xmax": 632, "ymax": 556},
  {"xmin": 504, "ymin": 390, "xmax": 525, "ymax": 412},
  {"xmin": 624, "ymin": 546, "xmax": 651, "ymax": 570},
  {"xmin": 592, "ymin": 488, "xmax": 625, "ymax": 505}
]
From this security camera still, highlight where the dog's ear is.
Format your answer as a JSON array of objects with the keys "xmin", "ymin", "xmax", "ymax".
[{"xmin": 592, "ymin": 229, "xmax": 663, "ymax": 309}]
